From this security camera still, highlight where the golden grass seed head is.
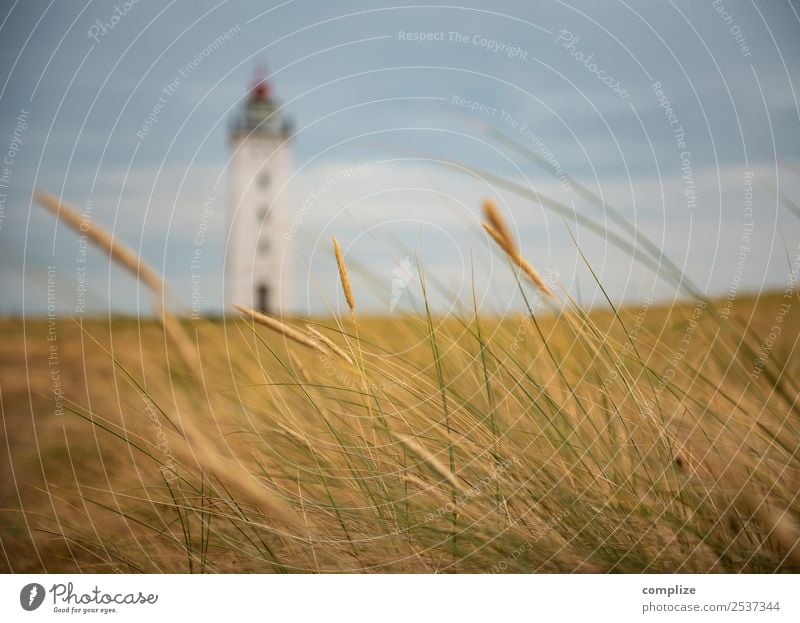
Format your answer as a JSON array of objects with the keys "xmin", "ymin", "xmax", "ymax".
[
  {"xmin": 333, "ymin": 237, "xmax": 355, "ymax": 312},
  {"xmin": 35, "ymin": 190, "xmax": 165, "ymax": 293},
  {"xmin": 234, "ymin": 304, "xmax": 329, "ymax": 357},
  {"xmin": 482, "ymin": 198, "xmax": 516, "ymax": 252},
  {"xmin": 482, "ymin": 221, "xmax": 552, "ymax": 296}
]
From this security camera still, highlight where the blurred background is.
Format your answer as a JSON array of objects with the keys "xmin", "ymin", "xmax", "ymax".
[{"xmin": 1, "ymin": 0, "xmax": 800, "ymax": 316}]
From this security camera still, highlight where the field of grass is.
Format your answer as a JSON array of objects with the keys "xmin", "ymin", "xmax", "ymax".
[
  {"xmin": 4, "ymin": 156, "xmax": 800, "ymax": 574},
  {"xmin": 2, "ymin": 285, "xmax": 799, "ymax": 572}
]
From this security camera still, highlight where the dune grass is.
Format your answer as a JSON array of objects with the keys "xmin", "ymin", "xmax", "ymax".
[
  {"xmin": 1, "ymin": 283, "xmax": 799, "ymax": 572},
  {"xmin": 1, "ymin": 149, "xmax": 799, "ymax": 572}
]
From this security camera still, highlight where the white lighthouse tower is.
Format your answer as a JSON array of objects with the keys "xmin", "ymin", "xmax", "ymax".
[{"xmin": 227, "ymin": 70, "xmax": 292, "ymax": 315}]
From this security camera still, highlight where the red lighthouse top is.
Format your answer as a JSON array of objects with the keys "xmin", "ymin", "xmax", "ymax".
[
  {"xmin": 231, "ymin": 62, "xmax": 291, "ymax": 137},
  {"xmin": 250, "ymin": 63, "xmax": 271, "ymax": 100},
  {"xmin": 251, "ymin": 78, "xmax": 270, "ymax": 100}
]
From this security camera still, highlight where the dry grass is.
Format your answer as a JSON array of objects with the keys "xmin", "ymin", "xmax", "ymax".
[
  {"xmin": 35, "ymin": 191, "xmax": 164, "ymax": 293},
  {"xmin": 234, "ymin": 304, "xmax": 329, "ymax": 357},
  {"xmin": 35, "ymin": 191, "xmax": 199, "ymax": 375},
  {"xmin": 305, "ymin": 325, "xmax": 354, "ymax": 364},
  {"xmin": 333, "ymin": 237, "xmax": 355, "ymax": 312},
  {"xmin": 2, "ymin": 289, "xmax": 798, "ymax": 572},
  {"xmin": 1, "ymin": 186, "xmax": 798, "ymax": 573},
  {"xmin": 482, "ymin": 198, "xmax": 516, "ymax": 254},
  {"xmin": 481, "ymin": 221, "xmax": 552, "ymax": 296}
]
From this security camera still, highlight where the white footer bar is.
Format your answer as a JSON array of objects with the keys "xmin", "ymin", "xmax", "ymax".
[{"xmin": 2, "ymin": 574, "xmax": 796, "ymax": 622}]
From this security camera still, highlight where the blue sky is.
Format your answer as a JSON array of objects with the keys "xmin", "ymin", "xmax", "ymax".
[{"xmin": 2, "ymin": 0, "xmax": 800, "ymax": 316}]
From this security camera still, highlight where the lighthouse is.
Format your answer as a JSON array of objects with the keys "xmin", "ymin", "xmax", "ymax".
[{"xmin": 227, "ymin": 71, "xmax": 292, "ymax": 315}]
